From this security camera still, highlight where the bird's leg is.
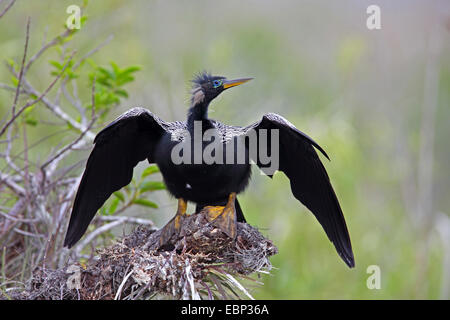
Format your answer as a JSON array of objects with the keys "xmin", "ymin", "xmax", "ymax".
[
  {"xmin": 159, "ymin": 198, "xmax": 187, "ymax": 246},
  {"xmin": 204, "ymin": 192, "xmax": 237, "ymax": 239}
]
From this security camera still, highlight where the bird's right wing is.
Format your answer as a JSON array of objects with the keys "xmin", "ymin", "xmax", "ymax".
[
  {"xmin": 241, "ymin": 113, "xmax": 354, "ymax": 268},
  {"xmin": 64, "ymin": 107, "xmax": 167, "ymax": 248}
]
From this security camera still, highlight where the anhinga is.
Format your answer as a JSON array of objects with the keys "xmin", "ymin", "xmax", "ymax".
[{"xmin": 64, "ymin": 72, "xmax": 355, "ymax": 268}]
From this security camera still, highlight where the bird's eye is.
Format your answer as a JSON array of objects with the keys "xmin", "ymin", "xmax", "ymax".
[{"xmin": 212, "ymin": 79, "xmax": 222, "ymax": 88}]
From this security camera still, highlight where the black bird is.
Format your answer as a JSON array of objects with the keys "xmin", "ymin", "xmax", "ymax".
[{"xmin": 64, "ymin": 72, "xmax": 355, "ymax": 268}]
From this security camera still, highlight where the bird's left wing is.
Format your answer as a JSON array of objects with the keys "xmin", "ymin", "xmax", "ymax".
[
  {"xmin": 64, "ymin": 107, "xmax": 167, "ymax": 248},
  {"xmin": 240, "ymin": 113, "xmax": 355, "ymax": 268}
]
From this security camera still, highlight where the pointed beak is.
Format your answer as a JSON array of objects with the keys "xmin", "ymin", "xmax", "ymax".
[{"xmin": 223, "ymin": 77, "xmax": 253, "ymax": 89}]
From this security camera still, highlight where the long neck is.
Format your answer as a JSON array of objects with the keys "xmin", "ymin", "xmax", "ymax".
[
  {"xmin": 187, "ymin": 101, "xmax": 209, "ymax": 127},
  {"xmin": 187, "ymin": 89, "xmax": 211, "ymax": 130}
]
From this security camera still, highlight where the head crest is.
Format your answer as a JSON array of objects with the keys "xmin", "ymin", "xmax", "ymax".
[{"xmin": 191, "ymin": 71, "xmax": 213, "ymax": 88}]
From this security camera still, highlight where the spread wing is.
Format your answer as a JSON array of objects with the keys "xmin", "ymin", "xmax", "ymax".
[
  {"xmin": 64, "ymin": 107, "xmax": 168, "ymax": 248},
  {"xmin": 242, "ymin": 113, "xmax": 355, "ymax": 267}
]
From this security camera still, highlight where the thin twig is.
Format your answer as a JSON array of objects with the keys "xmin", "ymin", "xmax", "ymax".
[
  {"xmin": 0, "ymin": 173, "xmax": 25, "ymax": 196},
  {"xmin": 4, "ymin": 126, "xmax": 21, "ymax": 174},
  {"xmin": 23, "ymin": 28, "xmax": 73, "ymax": 76},
  {"xmin": 40, "ymin": 114, "xmax": 96, "ymax": 171},
  {"xmin": 0, "ymin": 51, "xmax": 76, "ymax": 137},
  {"xmin": 0, "ymin": 210, "xmax": 39, "ymax": 223},
  {"xmin": 42, "ymin": 78, "xmax": 98, "ymax": 184},
  {"xmin": 62, "ymin": 81, "xmax": 84, "ymax": 123},
  {"xmin": 0, "ymin": 0, "xmax": 15, "ymax": 19},
  {"xmin": 72, "ymin": 34, "xmax": 114, "ymax": 71},
  {"xmin": 72, "ymin": 219, "xmax": 127, "ymax": 257},
  {"xmin": 13, "ymin": 228, "xmax": 45, "ymax": 238},
  {"xmin": 11, "ymin": 17, "xmax": 30, "ymax": 116},
  {"xmin": 0, "ymin": 83, "xmax": 25, "ymax": 93},
  {"xmin": 98, "ymin": 216, "xmax": 156, "ymax": 228},
  {"xmin": 114, "ymin": 269, "xmax": 134, "ymax": 300},
  {"xmin": 22, "ymin": 109, "xmax": 30, "ymax": 197},
  {"xmin": 20, "ymin": 78, "xmax": 95, "ymax": 140},
  {"xmin": 0, "ymin": 198, "xmax": 26, "ymax": 235},
  {"xmin": 91, "ymin": 77, "xmax": 96, "ymax": 119}
]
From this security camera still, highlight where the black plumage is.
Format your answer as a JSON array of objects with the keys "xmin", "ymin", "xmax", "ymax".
[{"xmin": 64, "ymin": 72, "xmax": 355, "ymax": 268}]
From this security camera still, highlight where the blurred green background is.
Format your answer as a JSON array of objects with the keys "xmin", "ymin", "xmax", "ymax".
[{"xmin": 1, "ymin": 0, "xmax": 449, "ymax": 299}]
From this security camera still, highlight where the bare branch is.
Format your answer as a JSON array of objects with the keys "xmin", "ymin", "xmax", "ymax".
[
  {"xmin": 0, "ymin": 210, "xmax": 39, "ymax": 223},
  {"xmin": 0, "ymin": 173, "xmax": 25, "ymax": 196},
  {"xmin": 0, "ymin": 83, "xmax": 25, "ymax": 93},
  {"xmin": 4, "ymin": 126, "xmax": 21, "ymax": 174},
  {"xmin": 98, "ymin": 216, "xmax": 156, "ymax": 227},
  {"xmin": 55, "ymin": 176, "xmax": 82, "ymax": 233},
  {"xmin": 23, "ymin": 28, "xmax": 73, "ymax": 76},
  {"xmin": 42, "ymin": 78, "xmax": 98, "ymax": 181},
  {"xmin": 62, "ymin": 81, "xmax": 84, "ymax": 124},
  {"xmin": 11, "ymin": 17, "xmax": 30, "ymax": 116},
  {"xmin": 20, "ymin": 78, "xmax": 95, "ymax": 141},
  {"xmin": 1, "ymin": 198, "xmax": 27, "ymax": 234},
  {"xmin": 60, "ymin": 35, "xmax": 111, "ymax": 124},
  {"xmin": 91, "ymin": 76, "xmax": 96, "ymax": 118},
  {"xmin": 72, "ymin": 219, "xmax": 127, "ymax": 257},
  {"xmin": 0, "ymin": 0, "xmax": 15, "ymax": 19},
  {"xmin": 0, "ymin": 52, "xmax": 77, "ymax": 137},
  {"xmin": 40, "ymin": 115, "xmax": 95, "ymax": 171},
  {"xmin": 72, "ymin": 34, "xmax": 114, "ymax": 71},
  {"xmin": 14, "ymin": 228, "xmax": 45, "ymax": 238}
]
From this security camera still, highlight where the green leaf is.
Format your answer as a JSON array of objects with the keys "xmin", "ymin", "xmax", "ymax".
[
  {"xmin": 6, "ymin": 58, "xmax": 15, "ymax": 68},
  {"xmin": 110, "ymin": 61, "xmax": 120, "ymax": 75},
  {"xmin": 114, "ymin": 88, "xmax": 128, "ymax": 98},
  {"xmin": 10, "ymin": 75, "xmax": 18, "ymax": 86},
  {"xmin": 24, "ymin": 117, "xmax": 38, "ymax": 126},
  {"xmin": 139, "ymin": 181, "xmax": 166, "ymax": 193},
  {"xmin": 98, "ymin": 66, "xmax": 115, "ymax": 80},
  {"xmin": 121, "ymin": 65, "xmax": 141, "ymax": 74},
  {"xmin": 116, "ymin": 76, "xmax": 134, "ymax": 86},
  {"xmin": 58, "ymin": 33, "xmax": 74, "ymax": 44},
  {"xmin": 23, "ymin": 105, "xmax": 35, "ymax": 116},
  {"xmin": 67, "ymin": 122, "xmax": 74, "ymax": 130},
  {"xmin": 109, "ymin": 197, "xmax": 120, "ymax": 214},
  {"xmin": 66, "ymin": 69, "xmax": 79, "ymax": 79},
  {"xmin": 141, "ymin": 165, "xmax": 159, "ymax": 178},
  {"xmin": 132, "ymin": 198, "xmax": 158, "ymax": 208},
  {"xmin": 80, "ymin": 16, "xmax": 88, "ymax": 27},
  {"xmin": 49, "ymin": 60, "xmax": 63, "ymax": 70},
  {"xmin": 113, "ymin": 191, "xmax": 125, "ymax": 202}
]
